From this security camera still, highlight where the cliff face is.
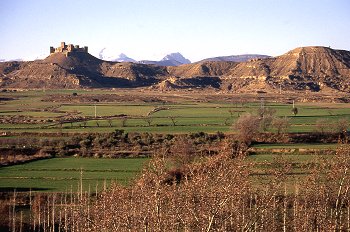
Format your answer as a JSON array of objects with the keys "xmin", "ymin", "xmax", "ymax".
[
  {"xmin": 219, "ymin": 46, "xmax": 350, "ymax": 92},
  {"xmin": 1, "ymin": 46, "xmax": 350, "ymax": 93},
  {"xmin": 224, "ymin": 46, "xmax": 350, "ymax": 78},
  {"xmin": 268, "ymin": 46, "xmax": 350, "ymax": 78}
]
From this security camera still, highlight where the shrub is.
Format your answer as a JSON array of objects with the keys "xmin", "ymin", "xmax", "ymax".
[
  {"xmin": 314, "ymin": 119, "xmax": 330, "ymax": 134},
  {"xmin": 233, "ymin": 113, "xmax": 261, "ymax": 145}
]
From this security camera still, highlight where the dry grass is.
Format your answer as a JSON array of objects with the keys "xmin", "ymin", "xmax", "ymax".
[{"xmin": 5, "ymin": 142, "xmax": 350, "ymax": 231}]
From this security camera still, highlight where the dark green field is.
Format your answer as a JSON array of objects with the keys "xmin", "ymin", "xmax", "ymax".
[
  {"xmin": 0, "ymin": 157, "xmax": 148, "ymax": 192},
  {"xmin": 1, "ymin": 89, "xmax": 350, "ymax": 133},
  {"xmin": 0, "ymin": 144, "xmax": 337, "ymax": 193}
]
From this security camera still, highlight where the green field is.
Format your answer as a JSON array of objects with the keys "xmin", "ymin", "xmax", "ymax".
[
  {"xmin": 0, "ymin": 157, "xmax": 148, "ymax": 192},
  {"xmin": 249, "ymin": 143, "xmax": 337, "ymax": 177},
  {"xmin": 246, "ymin": 151, "xmax": 335, "ymax": 193},
  {"xmin": 251, "ymin": 143, "xmax": 339, "ymax": 149},
  {"xmin": 1, "ymin": 90, "xmax": 350, "ymax": 133},
  {"xmin": 0, "ymin": 152, "xmax": 333, "ymax": 193}
]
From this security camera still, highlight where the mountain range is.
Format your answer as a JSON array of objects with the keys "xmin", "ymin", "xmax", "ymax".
[
  {"xmin": 2, "ymin": 50, "xmax": 268, "ymax": 66},
  {"xmin": 139, "ymin": 52, "xmax": 191, "ymax": 66},
  {"xmin": 1, "ymin": 46, "xmax": 350, "ymax": 94},
  {"xmin": 96, "ymin": 49, "xmax": 268, "ymax": 66},
  {"xmin": 98, "ymin": 49, "xmax": 192, "ymax": 66}
]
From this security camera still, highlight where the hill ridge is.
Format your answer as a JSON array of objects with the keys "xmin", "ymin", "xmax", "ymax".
[{"xmin": 1, "ymin": 46, "xmax": 350, "ymax": 93}]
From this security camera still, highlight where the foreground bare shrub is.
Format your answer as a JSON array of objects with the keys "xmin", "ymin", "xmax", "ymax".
[
  {"xmin": 68, "ymin": 153, "xmax": 252, "ymax": 231},
  {"xmin": 8, "ymin": 145, "xmax": 350, "ymax": 231},
  {"xmin": 64, "ymin": 145, "xmax": 350, "ymax": 231},
  {"xmin": 233, "ymin": 113, "xmax": 261, "ymax": 145}
]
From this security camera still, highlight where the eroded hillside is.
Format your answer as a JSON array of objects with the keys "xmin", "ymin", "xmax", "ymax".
[{"xmin": 1, "ymin": 46, "xmax": 350, "ymax": 93}]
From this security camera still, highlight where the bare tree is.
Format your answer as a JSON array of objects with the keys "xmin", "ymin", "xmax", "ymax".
[
  {"xmin": 258, "ymin": 107, "xmax": 276, "ymax": 131},
  {"xmin": 168, "ymin": 116, "xmax": 178, "ymax": 126},
  {"xmin": 334, "ymin": 118, "xmax": 349, "ymax": 143},
  {"xmin": 257, "ymin": 107, "xmax": 276, "ymax": 118},
  {"xmin": 334, "ymin": 118, "xmax": 349, "ymax": 133},
  {"xmin": 58, "ymin": 119, "xmax": 64, "ymax": 129},
  {"xmin": 121, "ymin": 117, "xmax": 127, "ymax": 127},
  {"xmin": 315, "ymin": 119, "xmax": 330, "ymax": 134},
  {"xmin": 107, "ymin": 119, "xmax": 113, "ymax": 127},
  {"xmin": 233, "ymin": 113, "xmax": 261, "ymax": 145},
  {"xmin": 272, "ymin": 117, "xmax": 290, "ymax": 135},
  {"xmin": 143, "ymin": 117, "xmax": 153, "ymax": 127},
  {"xmin": 228, "ymin": 109, "xmax": 235, "ymax": 118},
  {"xmin": 169, "ymin": 136, "xmax": 195, "ymax": 167}
]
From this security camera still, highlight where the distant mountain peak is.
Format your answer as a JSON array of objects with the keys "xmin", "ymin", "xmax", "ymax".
[
  {"xmin": 161, "ymin": 52, "xmax": 191, "ymax": 64},
  {"xmin": 98, "ymin": 48, "xmax": 135, "ymax": 62},
  {"xmin": 115, "ymin": 53, "xmax": 136, "ymax": 63},
  {"xmin": 138, "ymin": 52, "xmax": 191, "ymax": 66},
  {"xmin": 118, "ymin": 53, "xmax": 129, "ymax": 58}
]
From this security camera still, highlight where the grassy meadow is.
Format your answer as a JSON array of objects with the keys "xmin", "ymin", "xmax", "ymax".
[
  {"xmin": 0, "ymin": 142, "xmax": 339, "ymax": 193},
  {"xmin": 0, "ymin": 157, "xmax": 148, "ymax": 192},
  {"xmin": 1, "ymin": 89, "xmax": 350, "ymax": 133}
]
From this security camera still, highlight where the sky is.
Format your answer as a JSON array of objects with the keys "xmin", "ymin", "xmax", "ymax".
[{"xmin": 0, "ymin": 0, "xmax": 349, "ymax": 62}]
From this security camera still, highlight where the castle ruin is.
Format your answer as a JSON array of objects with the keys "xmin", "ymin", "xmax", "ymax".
[{"xmin": 50, "ymin": 42, "xmax": 88, "ymax": 57}]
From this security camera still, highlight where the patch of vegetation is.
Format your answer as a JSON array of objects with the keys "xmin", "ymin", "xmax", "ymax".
[{"xmin": 0, "ymin": 157, "xmax": 148, "ymax": 192}]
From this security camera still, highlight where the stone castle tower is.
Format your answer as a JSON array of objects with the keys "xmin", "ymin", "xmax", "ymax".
[{"xmin": 50, "ymin": 42, "xmax": 88, "ymax": 57}]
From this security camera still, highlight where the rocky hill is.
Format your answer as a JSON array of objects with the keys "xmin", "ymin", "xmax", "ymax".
[
  {"xmin": 224, "ymin": 46, "xmax": 350, "ymax": 92},
  {"xmin": 1, "ymin": 46, "xmax": 350, "ymax": 93},
  {"xmin": 0, "ymin": 51, "xmax": 168, "ymax": 88}
]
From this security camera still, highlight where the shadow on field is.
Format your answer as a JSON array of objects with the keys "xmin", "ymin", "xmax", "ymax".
[{"xmin": 0, "ymin": 187, "xmax": 51, "ymax": 192}]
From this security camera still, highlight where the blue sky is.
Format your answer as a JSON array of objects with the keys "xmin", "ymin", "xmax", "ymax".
[{"xmin": 0, "ymin": 0, "xmax": 349, "ymax": 61}]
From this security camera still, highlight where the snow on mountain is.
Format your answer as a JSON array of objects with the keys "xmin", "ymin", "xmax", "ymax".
[
  {"xmin": 98, "ymin": 48, "xmax": 135, "ymax": 62},
  {"xmin": 138, "ymin": 53, "xmax": 191, "ymax": 66},
  {"xmin": 161, "ymin": 52, "xmax": 191, "ymax": 65},
  {"xmin": 116, "ymin": 53, "xmax": 136, "ymax": 62}
]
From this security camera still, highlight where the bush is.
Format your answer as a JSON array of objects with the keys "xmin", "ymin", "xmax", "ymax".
[
  {"xmin": 233, "ymin": 113, "xmax": 261, "ymax": 145},
  {"xmin": 334, "ymin": 118, "xmax": 349, "ymax": 133},
  {"xmin": 314, "ymin": 119, "xmax": 330, "ymax": 134}
]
